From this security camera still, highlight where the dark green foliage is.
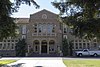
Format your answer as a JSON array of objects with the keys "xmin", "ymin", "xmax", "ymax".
[
  {"xmin": 62, "ymin": 38, "xmax": 73, "ymax": 56},
  {"xmin": 0, "ymin": 0, "xmax": 39, "ymax": 40},
  {"xmin": 15, "ymin": 39, "xmax": 27, "ymax": 57},
  {"xmin": 52, "ymin": 0, "xmax": 100, "ymax": 40}
]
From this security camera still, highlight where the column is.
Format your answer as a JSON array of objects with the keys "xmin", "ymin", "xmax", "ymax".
[
  {"xmin": 28, "ymin": 45, "xmax": 30, "ymax": 53},
  {"xmin": 47, "ymin": 42, "xmax": 49, "ymax": 54},
  {"xmin": 39, "ymin": 43, "xmax": 41, "ymax": 54}
]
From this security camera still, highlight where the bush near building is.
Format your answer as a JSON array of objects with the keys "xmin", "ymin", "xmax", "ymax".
[{"xmin": 15, "ymin": 39, "xmax": 27, "ymax": 57}]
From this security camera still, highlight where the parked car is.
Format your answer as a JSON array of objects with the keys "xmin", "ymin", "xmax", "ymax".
[{"xmin": 75, "ymin": 49, "xmax": 100, "ymax": 57}]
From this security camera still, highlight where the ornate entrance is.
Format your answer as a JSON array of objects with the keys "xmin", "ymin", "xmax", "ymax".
[{"xmin": 41, "ymin": 40, "xmax": 47, "ymax": 53}]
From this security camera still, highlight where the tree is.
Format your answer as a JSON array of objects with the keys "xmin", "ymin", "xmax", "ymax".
[
  {"xmin": 62, "ymin": 38, "xmax": 73, "ymax": 56},
  {"xmin": 62, "ymin": 38, "xmax": 69, "ymax": 56},
  {"xmin": 52, "ymin": 0, "xmax": 100, "ymax": 40},
  {"xmin": 0, "ymin": 0, "xmax": 39, "ymax": 40},
  {"xmin": 15, "ymin": 39, "xmax": 27, "ymax": 57}
]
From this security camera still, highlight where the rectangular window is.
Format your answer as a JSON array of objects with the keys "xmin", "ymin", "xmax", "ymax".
[
  {"xmin": 0, "ymin": 44, "xmax": 2, "ymax": 49},
  {"xmin": 75, "ymin": 43, "xmax": 78, "ymax": 49},
  {"xmin": 11, "ymin": 44, "xmax": 14, "ymax": 49},
  {"xmin": 34, "ymin": 24, "xmax": 37, "ymax": 33},
  {"xmin": 63, "ymin": 28, "xmax": 67, "ymax": 33},
  {"xmin": 22, "ymin": 25, "xmax": 26, "ymax": 34},
  {"xmin": 8, "ymin": 40, "xmax": 10, "ymax": 42},
  {"xmin": 93, "ymin": 43, "xmax": 97, "ymax": 47},
  {"xmin": 49, "ymin": 45, "xmax": 54, "ymax": 51},
  {"xmin": 12, "ymin": 40, "xmax": 14, "ymax": 42},
  {"xmin": 79, "ymin": 43, "xmax": 82, "ymax": 49},
  {"xmin": 7, "ymin": 43, "xmax": 10, "ymax": 49},
  {"xmin": 3, "ymin": 44, "xmax": 6, "ymax": 49},
  {"xmin": 87, "ymin": 43, "xmax": 90, "ymax": 49},
  {"xmin": 4, "ymin": 40, "xmax": 6, "ymax": 42},
  {"xmin": 83, "ymin": 43, "xmax": 86, "ymax": 48}
]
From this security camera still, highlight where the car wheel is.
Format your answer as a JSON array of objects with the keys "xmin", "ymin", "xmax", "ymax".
[
  {"xmin": 94, "ymin": 53, "xmax": 98, "ymax": 57},
  {"xmin": 78, "ymin": 53, "xmax": 82, "ymax": 57}
]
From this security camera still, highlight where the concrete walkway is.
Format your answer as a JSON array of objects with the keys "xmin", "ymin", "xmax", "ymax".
[{"xmin": 1, "ymin": 57, "xmax": 66, "ymax": 67}]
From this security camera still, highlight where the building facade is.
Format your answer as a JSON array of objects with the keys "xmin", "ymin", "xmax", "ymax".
[{"xmin": 0, "ymin": 9, "xmax": 100, "ymax": 56}]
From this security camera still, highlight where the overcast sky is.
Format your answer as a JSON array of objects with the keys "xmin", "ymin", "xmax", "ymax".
[{"xmin": 11, "ymin": 0, "xmax": 60, "ymax": 18}]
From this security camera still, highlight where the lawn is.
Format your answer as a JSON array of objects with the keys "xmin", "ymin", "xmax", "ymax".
[
  {"xmin": 63, "ymin": 59, "xmax": 100, "ymax": 67},
  {"xmin": 0, "ymin": 60, "xmax": 16, "ymax": 66}
]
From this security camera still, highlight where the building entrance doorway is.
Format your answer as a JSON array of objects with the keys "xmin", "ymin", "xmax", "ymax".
[
  {"xmin": 41, "ymin": 45, "xmax": 47, "ymax": 53},
  {"xmin": 41, "ymin": 40, "xmax": 47, "ymax": 53}
]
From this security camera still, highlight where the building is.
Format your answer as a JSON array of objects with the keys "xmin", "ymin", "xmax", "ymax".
[{"xmin": 0, "ymin": 9, "xmax": 100, "ymax": 56}]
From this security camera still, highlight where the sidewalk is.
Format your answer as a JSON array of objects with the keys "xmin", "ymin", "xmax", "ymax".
[{"xmin": 3, "ymin": 57, "xmax": 66, "ymax": 67}]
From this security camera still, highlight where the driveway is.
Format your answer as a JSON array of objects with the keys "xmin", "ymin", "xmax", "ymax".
[{"xmin": 2, "ymin": 57, "xmax": 66, "ymax": 67}]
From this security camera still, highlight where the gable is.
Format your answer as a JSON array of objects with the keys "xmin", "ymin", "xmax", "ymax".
[{"xmin": 30, "ymin": 9, "xmax": 58, "ymax": 20}]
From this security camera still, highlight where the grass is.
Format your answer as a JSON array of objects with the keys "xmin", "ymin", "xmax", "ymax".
[
  {"xmin": 63, "ymin": 59, "xmax": 100, "ymax": 67},
  {"xmin": 0, "ymin": 60, "xmax": 16, "ymax": 66}
]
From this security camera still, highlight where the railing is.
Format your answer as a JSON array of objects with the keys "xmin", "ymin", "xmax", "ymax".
[{"xmin": 32, "ymin": 33, "xmax": 56, "ymax": 36}]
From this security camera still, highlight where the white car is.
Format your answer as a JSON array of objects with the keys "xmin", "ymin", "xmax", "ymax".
[{"xmin": 75, "ymin": 49, "xmax": 100, "ymax": 57}]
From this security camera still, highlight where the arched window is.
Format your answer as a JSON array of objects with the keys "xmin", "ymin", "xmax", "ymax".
[
  {"xmin": 49, "ymin": 40, "xmax": 55, "ymax": 45},
  {"xmin": 34, "ymin": 40, "xmax": 39, "ymax": 52},
  {"xmin": 34, "ymin": 40, "xmax": 40, "ymax": 45},
  {"xmin": 42, "ymin": 40, "xmax": 47, "ymax": 45},
  {"xmin": 49, "ymin": 40, "xmax": 55, "ymax": 51}
]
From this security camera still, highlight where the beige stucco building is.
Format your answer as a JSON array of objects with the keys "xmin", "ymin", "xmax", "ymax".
[{"xmin": 0, "ymin": 9, "xmax": 100, "ymax": 56}]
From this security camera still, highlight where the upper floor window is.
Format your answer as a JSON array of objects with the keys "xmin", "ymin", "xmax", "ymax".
[
  {"xmin": 33, "ymin": 24, "xmax": 37, "ymax": 33},
  {"xmin": 34, "ymin": 23, "xmax": 55, "ymax": 34},
  {"xmin": 63, "ymin": 28, "xmax": 67, "ymax": 33},
  {"xmin": 22, "ymin": 25, "xmax": 26, "ymax": 34},
  {"xmin": 47, "ymin": 24, "xmax": 55, "ymax": 33}
]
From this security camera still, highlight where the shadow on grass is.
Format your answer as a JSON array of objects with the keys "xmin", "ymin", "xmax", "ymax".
[{"xmin": 0, "ymin": 64, "xmax": 4, "ymax": 66}]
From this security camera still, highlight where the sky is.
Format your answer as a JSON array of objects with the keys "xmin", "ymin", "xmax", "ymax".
[{"xmin": 11, "ymin": 0, "xmax": 60, "ymax": 18}]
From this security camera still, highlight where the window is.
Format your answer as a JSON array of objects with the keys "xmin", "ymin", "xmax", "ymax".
[
  {"xmin": 83, "ymin": 43, "xmax": 86, "ymax": 48},
  {"xmin": 34, "ymin": 24, "xmax": 37, "ymax": 33},
  {"xmin": 4, "ymin": 40, "xmax": 6, "ymax": 42},
  {"xmin": 3, "ymin": 44, "xmax": 6, "ymax": 49},
  {"xmin": 52, "ymin": 26, "xmax": 55, "ymax": 33},
  {"xmin": 0, "ymin": 44, "xmax": 2, "ymax": 49},
  {"xmin": 49, "ymin": 45, "xmax": 54, "ymax": 51},
  {"xmin": 93, "ymin": 43, "xmax": 97, "ymax": 47},
  {"xmin": 35, "ymin": 45, "xmax": 38, "ymax": 51},
  {"xmin": 63, "ymin": 28, "xmax": 67, "ymax": 33},
  {"xmin": 12, "ymin": 40, "xmax": 14, "ymax": 42},
  {"xmin": 79, "ymin": 40, "xmax": 81, "ymax": 42},
  {"xmin": 49, "ymin": 40, "xmax": 55, "ymax": 51},
  {"xmin": 47, "ymin": 24, "xmax": 54, "ymax": 34},
  {"xmin": 22, "ymin": 35, "xmax": 26, "ymax": 39},
  {"xmin": 8, "ymin": 40, "xmax": 10, "ymax": 42},
  {"xmin": 15, "ymin": 40, "xmax": 18, "ymax": 42},
  {"xmin": 83, "ymin": 40, "xmax": 85, "ymax": 42},
  {"xmin": 87, "ymin": 43, "xmax": 90, "ymax": 49},
  {"xmin": 79, "ymin": 43, "xmax": 82, "ymax": 49},
  {"xmin": 22, "ymin": 25, "xmax": 26, "ymax": 34},
  {"xmin": 63, "ymin": 35, "xmax": 67, "ymax": 39},
  {"xmin": 34, "ymin": 40, "xmax": 39, "ymax": 52},
  {"xmin": 75, "ymin": 40, "xmax": 77, "ymax": 42},
  {"xmin": 93, "ymin": 39, "xmax": 97, "ymax": 42},
  {"xmin": 7, "ymin": 43, "xmax": 10, "ymax": 49},
  {"xmin": 75, "ymin": 43, "xmax": 78, "ymax": 49},
  {"xmin": 38, "ymin": 24, "xmax": 43, "ymax": 33},
  {"xmin": 11, "ymin": 44, "xmax": 14, "ymax": 49}
]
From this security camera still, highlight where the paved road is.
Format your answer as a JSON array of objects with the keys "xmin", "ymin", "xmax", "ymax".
[{"xmin": 1, "ymin": 57, "xmax": 66, "ymax": 67}]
